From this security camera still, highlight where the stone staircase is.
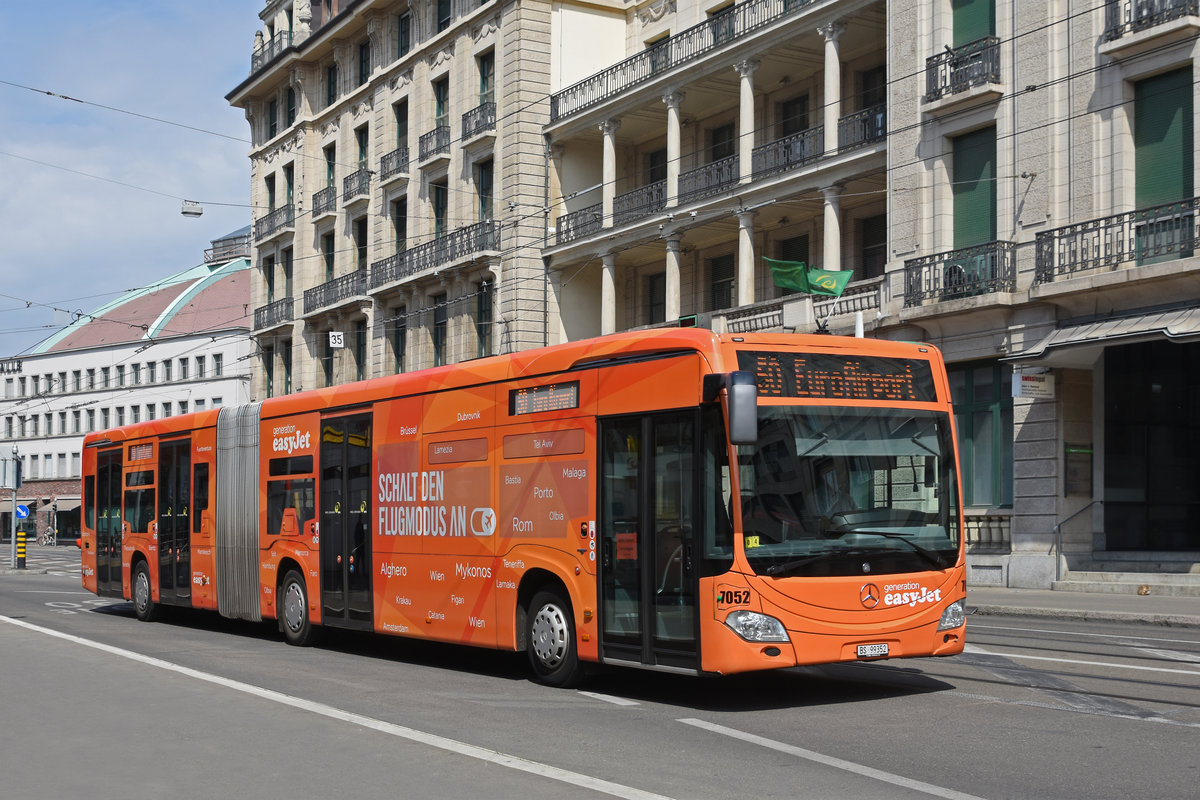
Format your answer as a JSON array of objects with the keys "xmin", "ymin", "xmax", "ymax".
[{"xmin": 1053, "ymin": 558, "xmax": 1200, "ymax": 597}]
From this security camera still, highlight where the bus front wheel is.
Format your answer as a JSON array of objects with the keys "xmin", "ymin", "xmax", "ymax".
[
  {"xmin": 280, "ymin": 570, "xmax": 319, "ymax": 647},
  {"xmin": 132, "ymin": 561, "xmax": 161, "ymax": 622},
  {"xmin": 527, "ymin": 588, "xmax": 583, "ymax": 687}
]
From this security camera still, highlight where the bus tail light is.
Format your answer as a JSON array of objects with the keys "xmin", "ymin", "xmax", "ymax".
[
  {"xmin": 937, "ymin": 600, "xmax": 965, "ymax": 631},
  {"xmin": 725, "ymin": 610, "xmax": 789, "ymax": 642}
]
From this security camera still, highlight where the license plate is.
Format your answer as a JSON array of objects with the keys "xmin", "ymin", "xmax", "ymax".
[{"xmin": 857, "ymin": 643, "xmax": 889, "ymax": 658}]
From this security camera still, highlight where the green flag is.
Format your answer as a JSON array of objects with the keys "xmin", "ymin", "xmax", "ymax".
[
  {"xmin": 806, "ymin": 267, "xmax": 853, "ymax": 297},
  {"xmin": 764, "ymin": 257, "xmax": 811, "ymax": 293}
]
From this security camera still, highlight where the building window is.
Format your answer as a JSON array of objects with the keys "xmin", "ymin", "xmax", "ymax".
[
  {"xmin": 268, "ymin": 98, "xmax": 278, "ymax": 138},
  {"xmin": 101, "ymin": 367, "xmax": 110, "ymax": 388},
  {"xmin": 264, "ymin": 346, "xmax": 275, "ymax": 398},
  {"xmin": 476, "ymin": 282, "xmax": 492, "ymax": 358},
  {"xmin": 100, "ymin": 409, "xmax": 108, "ymax": 429},
  {"xmin": 392, "ymin": 307, "xmax": 407, "ymax": 373},
  {"xmin": 194, "ymin": 399, "xmax": 205, "ymax": 412},
  {"xmin": 286, "ymin": 87, "xmax": 297, "ymax": 125},
  {"xmin": 324, "ymin": 144, "xmax": 337, "ymax": 188},
  {"xmin": 859, "ymin": 214, "xmax": 887, "ymax": 279},
  {"xmin": 948, "ymin": 360, "xmax": 1013, "ymax": 508},
  {"xmin": 58, "ymin": 411, "xmax": 66, "ymax": 433},
  {"xmin": 436, "ymin": 0, "xmax": 452, "ymax": 32},
  {"xmin": 282, "ymin": 248, "xmax": 294, "ymax": 297},
  {"xmin": 858, "ymin": 66, "xmax": 886, "ymax": 110},
  {"xmin": 264, "ymin": 255, "xmax": 276, "ymax": 303},
  {"xmin": 178, "ymin": 401, "xmax": 189, "ymax": 415},
  {"xmin": 645, "ymin": 148, "xmax": 667, "ymax": 184},
  {"xmin": 358, "ymin": 39, "xmax": 371, "ymax": 86},
  {"xmin": 284, "ymin": 163, "xmax": 294, "ymax": 205},
  {"xmin": 71, "ymin": 453, "xmax": 80, "ymax": 477},
  {"xmin": 326, "ymin": 61, "xmax": 339, "ymax": 107},
  {"xmin": 163, "ymin": 360, "xmax": 172, "ymax": 382},
  {"xmin": 397, "ymin": 12, "xmax": 412, "ymax": 57},
  {"xmin": 433, "ymin": 77, "xmax": 449, "ymax": 129},
  {"xmin": 475, "ymin": 159, "xmax": 493, "ymax": 221},
  {"xmin": 478, "ymin": 51, "xmax": 494, "ymax": 105},
  {"xmin": 355, "ymin": 124, "xmax": 369, "ymax": 169},
  {"xmin": 322, "ymin": 335, "xmax": 334, "ymax": 387},
  {"xmin": 72, "ymin": 411, "xmax": 81, "ymax": 433},
  {"xmin": 146, "ymin": 405, "xmax": 156, "ymax": 421},
  {"xmin": 146, "ymin": 362, "xmax": 156, "ymax": 383},
  {"xmin": 196, "ymin": 356, "xmax": 206, "ymax": 379},
  {"xmin": 432, "ymin": 294, "xmax": 448, "ymax": 366},
  {"xmin": 646, "ymin": 272, "xmax": 666, "ymax": 324},
  {"xmin": 116, "ymin": 365, "xmax": 126, "ymax": 387},
  {"xmin": 709, "ymin": 123, "xmax": 735, "ymax": 162},
  {"xmin": 282, "ymin": 340, "xmax": 292, "ymax": 394},
  {"xmin": 354, "ymin": 320, "xmax": 367, "ymax": 382},
  {"xmin": 708, "ymin": 253, "xmax": 735, "ymax": 311},
  {"xmin": 179, "ymin": 359, "xmax": 189, "ymax": 381},
  {"xmin": 392, "ymin": 197, "xmax": 408, "ymax": 251},
  {"xmin": 952, "ymin": 126, "xmax": 997, "ymax": 249},
  {"xmin": 213, "ymin": 354, "xmax": 223, "ymax": 377},
  {"xmin": 162, "ymin": 403, "xmax": 171, "ymax": 419},
  {"xmin": 322, "ymin": 232, "xmax": 336, "ymax": 281},
  {"xmin": 86, "ymin": 410, "xmax": 95, "ymax": 431},
  {"xmin": 131, "ymin": 364, "xmax": 141, "ymax": 385},
  {"xmin": 131, "ymin": 406, "xmax": 141, "ymax": 424},
  {"xmin": 394, "ymin": 100, "xmax": 409, "ymax": 154},
  {"xmin": 265, "ymin": 174, "xmax": 276, "ymax": 210},
  {"xmin": 779, "ymin": 95, "xmax": 809, "ymax": 137},
  {"xmin": 212, "ymin": 397, "xmax": 223, "ymax": 408},
  {"xmin": 354, "ymin": 217, "xmax": 369, "ymax": 271},
  {"xmin": 432, "ymin": 181, "xmax": 448, "ymax": 238}
]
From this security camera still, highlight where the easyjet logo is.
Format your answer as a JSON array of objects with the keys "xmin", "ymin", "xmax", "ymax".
[{"xmin": 272, "ymin": 430, "xmax": 311, "ymax": 454}]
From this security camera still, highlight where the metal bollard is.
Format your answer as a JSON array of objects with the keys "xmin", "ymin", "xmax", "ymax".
[{"xmin": 16, "ymin": 530, "xmax": 26, "ymax": 569}]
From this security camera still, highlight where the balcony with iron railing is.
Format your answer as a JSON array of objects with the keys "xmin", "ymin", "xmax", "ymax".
[
  {"xmin": 380, "ymin": 146, "xmax": 409, "ymax": 183},
  {"xmin": 923, "ymin": 36, "xmax": 1002, "ymax": 106},
  {"xmin": 614, "ymin": 181, "xmax": 666, "ymax": 227},
  {"xmin": 369, "ymin": 221, "xmax": 501, "ymax": 290},
  {"xmin": 204, "ymin": 233, "xmax": 252, "ymax": 263},
  {"xmin": 837, "ymin": 104, "xmax": 886, "ymax": 151},
  {"xmin": 303, "ymin": 271, "xmax": 367, "ymax": 315},
  {"xmin": 419, "ymin": 126, "xmax": 451, "ymax": 162},
  {"xmin": 904, "ymin": 241, "xmax": 1016, "ymax": 306},
  {"xmin": 253, "ymin": 203, "xmax": 295, "ymax": 243},
  {"xmin": 752, "ymin": 127, "xmax": 823, "ymax": 180},
  {"xmin": 253, "ymin": 297, "xmax": 295, "ymax": 331},
  {"xmin": 549, "ymin": 0, "xmax": 817, "ymax": 122},
  {"xmin": 342, "ymin": 168, "xmax": 371, "ymax": 205},
  {"xmin": 312, "ymin": 185, "xmax": 338, "ymax": 219},
  {"xmin": 1034, "ymin": 197, "xmax": 1200, "ymax": 285},
  {"xmin": 462, "ymin": 102, "xmax": 496, "ymax": 142},
  {"xmin": 679, "ymin": 156, "xmax": 739, "ymax": 205},
  {"xmin": 251, "ymin": 30, "xmax": 292, "ymax": 75},
  {"xmin": 1101, "ymin": 0, "xmax": 1200, "ymax": 56},
  {"xmin": 556, "ymin": 203, "xmax": 602, "ymax": 246}
]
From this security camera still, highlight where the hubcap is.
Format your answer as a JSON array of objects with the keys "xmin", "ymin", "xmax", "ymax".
[
  {"xmin": 283, "ymin": 581, "xmax": 305, "ymax": 633},
  {"xmin": 531, "ymin": 603, "xmax": 568, "ymax": 668},
  {"xmin": 135, "ymin": 571, "xmax": 149, "ymax": 613}
]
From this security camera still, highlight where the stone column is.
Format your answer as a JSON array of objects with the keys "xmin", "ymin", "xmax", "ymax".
[
  {"xmin": 737, "ymin": 210, "xmax": 756, "ymax": 306},
  {"xmin": 734, "ymin": 60, "xmax": 759, "ymax": 184},
  {"xmin": 663, "ymin": 92, "xmax": 685, "ymax": 207},
  {"xmin": 601, "ymin": 252, "xmax": 616, "ymax": 335},
  {"xmin": 600, "ymin": 119, "xmax": 620, "ymax": 228},
  {"xmin": 665, "ymin": 234, "xmax": 682, "ymax": 321},
  {"xmin": 822, "ymin": 185, "xmax": 843, "ymax": 272},
  {"xmin": 819, "ymin": 22, "xmax": 845, "ymax": 154}
]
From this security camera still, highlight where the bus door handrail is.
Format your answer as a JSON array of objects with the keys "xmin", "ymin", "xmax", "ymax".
[{"xmin": 1053, "ymin": 500, "xmax": 1102, "ymax": 583}]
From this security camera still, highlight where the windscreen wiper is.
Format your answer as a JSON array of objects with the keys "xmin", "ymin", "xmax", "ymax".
[{"xmin": 853, "ymin": 531, "xmax": 947, "ymax": 570}]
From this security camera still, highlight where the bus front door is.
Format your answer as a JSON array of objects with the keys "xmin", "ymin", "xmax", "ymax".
[
  {"xmin": 157, "ymin": 438, "xmax": 191, "ymax": 605},
  {"xmin": 599, "ymin": 413, "xmax": 699, "ymax": 671},
  {"xmin": 95, "ymin": 448, "xmax": 123, "ymax": 598},
  {"xmin": 319, "ymin": 413, "xmax": 373, "ymax": 630}
]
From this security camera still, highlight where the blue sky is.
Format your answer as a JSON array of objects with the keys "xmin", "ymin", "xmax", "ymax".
[{"xmin": 0, "ymin": 1, "xmax": 257, "ymax": 356}]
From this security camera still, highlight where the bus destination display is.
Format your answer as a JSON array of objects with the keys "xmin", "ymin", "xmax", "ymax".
[
  {"xmin": 509, "ymin": 381, "xmax": 580, "ymax": 415},
  {"xmin": 737, "ymin": 351, "xmax": 936, "ymax": 402}
]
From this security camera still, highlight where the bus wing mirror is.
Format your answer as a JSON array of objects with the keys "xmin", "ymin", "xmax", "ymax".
[{"xmin": 727, "ymin": 370, "xmax": 758, "ymax": 446}]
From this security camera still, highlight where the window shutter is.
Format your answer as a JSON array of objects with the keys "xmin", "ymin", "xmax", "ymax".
[
  {"xmin": 952, "ymin": 127, "xmax": 997, "ymax": 249},
  {"xmin": 1135, "ymin": 67, "xmax": 1194, "ymax": 209}
]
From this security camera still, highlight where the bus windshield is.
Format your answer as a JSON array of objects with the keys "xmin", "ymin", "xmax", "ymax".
[{"xmin": 738, "ymin": 406, "xmax": 959, "ymax": 578}]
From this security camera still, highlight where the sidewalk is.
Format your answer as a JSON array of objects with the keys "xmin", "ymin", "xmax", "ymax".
[
  {"xmin": 0, "ymin": 542, "xmax": 80, "ymax": 577},
  {"xmin": 967, "ymin": 585, "xmax": 1200, "ymax": 628}
]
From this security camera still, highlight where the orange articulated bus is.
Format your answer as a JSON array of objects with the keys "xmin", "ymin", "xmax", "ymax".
[{"xmin": 80, "ymin": 328, "xmax": 966, "ymax": 686}]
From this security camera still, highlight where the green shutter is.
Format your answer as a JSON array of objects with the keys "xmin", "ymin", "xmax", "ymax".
[
  {"xmin": 1135, "ymin": 67, "xmax": 1194, "ymax": 208},
  {"xmin": 953, "ymin": 0, "xmax": 995, "ymax": 46},
  {"xmin": 953, "ymin": 127, "xmax": 997, "ymax": 249}
]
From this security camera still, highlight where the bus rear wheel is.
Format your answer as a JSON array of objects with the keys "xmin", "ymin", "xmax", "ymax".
[
  {"xmin": 132, "ymin": 561, "xmax": 161, "ymax": 622},
  {"xmin": 280, "ymin": 570, "xmax": 319, "ymax": 647},
  {"xmin": 527, "ymin": 588, "xmax": 583, "ymax": 687}
]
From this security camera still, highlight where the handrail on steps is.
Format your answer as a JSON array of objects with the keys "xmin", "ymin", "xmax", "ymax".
[{"xmin": 1053, "ymin": 500, "xmax": 1103, "ymax": 583}]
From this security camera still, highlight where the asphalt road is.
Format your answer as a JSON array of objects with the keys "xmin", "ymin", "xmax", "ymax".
[{"xmin": 2, "ymin": 566, "xmax": 1198, "ymax": 800}]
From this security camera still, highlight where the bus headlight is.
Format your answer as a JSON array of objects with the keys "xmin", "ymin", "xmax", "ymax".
[
  {"xmin": 937, "ymin": 600, "xmax": 965, "ymax": 631},
  {"xmin": 724, "ymin": 610, "xmax": 789, "ymax": 643}
]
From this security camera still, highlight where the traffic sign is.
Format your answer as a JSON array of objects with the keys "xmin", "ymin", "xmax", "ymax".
[{"xmin": 15, "ymin": 505, "xmax": 29, "ymax": 519}]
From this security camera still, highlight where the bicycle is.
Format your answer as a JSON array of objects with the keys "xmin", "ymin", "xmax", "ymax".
[{"xmin": 37, "ymin": 531, "xmax": 55, "ymax": 547}]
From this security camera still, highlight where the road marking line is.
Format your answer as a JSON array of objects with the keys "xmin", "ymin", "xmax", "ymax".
[
  {"xmin": 677, "ymin": 718, "xmax": 985, "ymax": 800},
  {"xmin": 1134, "ymin": 647, "xmax": 1200, "ymax": 664},
  {"xmin": 0, "ymin": 615, "xmax": 674, "ymax": 800},
  {"xmin": 964, "ymin": 644, "xmax": 1200, "ymax": 677},
  {"xmin": 969, "ymin": 622, "xmax": 1200, "ymax": 647},
  {"xmin": 579, "ymin": 691, "xmax": 640, "ymax": 706}
]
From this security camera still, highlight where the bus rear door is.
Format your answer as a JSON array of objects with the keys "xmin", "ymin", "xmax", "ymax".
[
  {"xmin": 319, "ymin": 412, "xmax": 373, "ymax": 630},
  {"xmin": 158, "ymin": 437, "xmax": 191, "ymax": 605},
  {"xmin": 95, "ymin": 447, "xmax": 123, "ymax": 598}
]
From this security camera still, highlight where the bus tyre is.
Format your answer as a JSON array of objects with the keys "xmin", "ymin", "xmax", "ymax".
[
  {"xmin": 527, "ymin": 588, "xmax": 583, "ymax": 688},
  {"xmin": 132, "ymin": 561, "xmax": 161, "ymax": 622},
  {"xmin": 280, "ymin": 570, "xmax": 319, "ymax": 647}
]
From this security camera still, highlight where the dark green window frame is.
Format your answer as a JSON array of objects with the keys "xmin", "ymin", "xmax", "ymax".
[{"xmin": 948, "ymin": 360, "xmax": 1013, "ymax": 508}]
